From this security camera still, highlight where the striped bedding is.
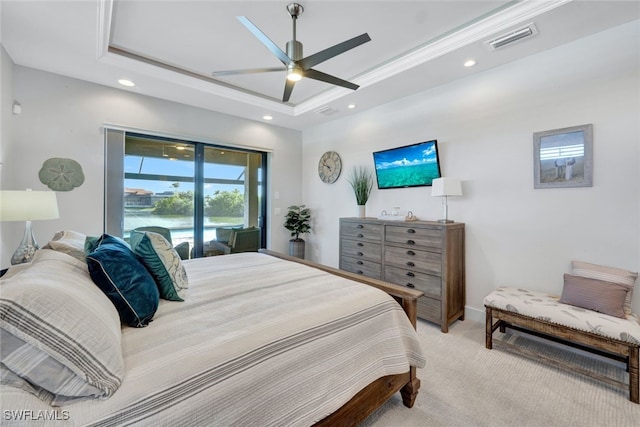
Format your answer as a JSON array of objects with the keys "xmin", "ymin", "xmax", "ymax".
[{"xmin": 1, "ymin": 252, "xmax": 425, "ymax": 426}]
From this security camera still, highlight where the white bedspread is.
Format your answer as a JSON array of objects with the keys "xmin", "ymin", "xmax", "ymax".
[{"xmin": 1, "ymin": 253, "xmax": 425, "ymax": 426}]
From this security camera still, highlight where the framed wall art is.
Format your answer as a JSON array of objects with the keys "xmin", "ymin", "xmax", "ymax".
[{"xmin": 533, "ymin": 124, "xmax": 593, "ymax": 189}]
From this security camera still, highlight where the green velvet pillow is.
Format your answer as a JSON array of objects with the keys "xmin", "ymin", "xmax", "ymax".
[
  {"xmin": 86, "ymin": 234, "xmax": 159, "ymax": 327},
  {"xmin": 129, "ymin": 230, "xmax": 188, "ymax": 301}
]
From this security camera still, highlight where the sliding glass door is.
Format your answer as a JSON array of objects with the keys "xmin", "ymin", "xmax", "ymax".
[{"xmin": 105, "ymin": 130, "xmax": 266, "ymax": 257}]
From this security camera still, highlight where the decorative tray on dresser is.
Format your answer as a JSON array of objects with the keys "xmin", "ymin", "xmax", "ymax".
[{"xmin": 339, "ymin": 217, "xmax": 465, "ymax": 333}]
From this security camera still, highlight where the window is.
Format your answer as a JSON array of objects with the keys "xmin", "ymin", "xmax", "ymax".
[{"xmin": 105, "ymin": 129, "xmax": 267, "ymax": 257}]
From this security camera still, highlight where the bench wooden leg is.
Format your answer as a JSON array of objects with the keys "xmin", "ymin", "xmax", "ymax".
[
  {"xmin": 630, "ymin": 345, "xmax": 639, "ymax": 404},
  {"xmin": 485, "ymin": 308, "xmax": 493, "ymax": 349}
]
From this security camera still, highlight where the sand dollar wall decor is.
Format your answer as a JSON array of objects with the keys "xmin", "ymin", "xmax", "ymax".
[{"xmin": 39, "ymin": 158, "xmax": 85, "ymax": 191}]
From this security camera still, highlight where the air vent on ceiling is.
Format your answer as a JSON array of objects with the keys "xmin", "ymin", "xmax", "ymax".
[
  {"xmin": 485, "ymin": 23, "xmax": 538, "ymax": 51},
  {"xmin": 315, "ymin": 106, "xmax": 339, "ymax": 116}
]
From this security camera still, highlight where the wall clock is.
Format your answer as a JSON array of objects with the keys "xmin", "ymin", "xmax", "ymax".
[{"xmin": 318, "ymin": 151, "xmax": 342, "ymax": 184}]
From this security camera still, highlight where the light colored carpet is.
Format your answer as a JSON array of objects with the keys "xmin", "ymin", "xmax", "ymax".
[{"xmin": 362, "ymin": 319, "xmax": 640, "ymax": 427}]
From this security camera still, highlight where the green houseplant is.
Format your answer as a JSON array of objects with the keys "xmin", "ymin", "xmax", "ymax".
[
  {"xmin": 284, "ymin": 205, "xmax": 311, "ymax": 258},
  {"xmin": 347, "ymin": 166, "xmax": 374, "ymax": 217}
]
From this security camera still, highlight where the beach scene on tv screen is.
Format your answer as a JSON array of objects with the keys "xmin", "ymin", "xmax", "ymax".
[{"xmin": 374, "ymin": 142, "xmax": 440, "ymax": 188}]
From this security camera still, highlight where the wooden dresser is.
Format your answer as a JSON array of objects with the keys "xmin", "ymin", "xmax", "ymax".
[{"xmin": 339, "ymin": 217, "xmax": 465, "ymax": 332}]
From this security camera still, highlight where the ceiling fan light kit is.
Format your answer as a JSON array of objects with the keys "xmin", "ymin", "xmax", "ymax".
[{"xmin": 212, "ymin": 2, "xmax": 371, "ymax": 103}]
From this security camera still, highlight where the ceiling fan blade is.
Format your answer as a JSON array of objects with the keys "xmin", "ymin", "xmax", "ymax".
[
  {"xmin": 303, "ymin": 69, "xmax": 359, "ymax": 91},
  {"xmin": 212, "ymin": 67, "xmax": 286, "ymax": 77},
  {"xmin": 298, "ymin": 33, "xmax": 371, "ymax": 70},
  {"xmin": 282, "ymin": 79, "xmax": 296, "ymax": 103},
  {"xmin": 236, "ymin": 16, "xmax": 291, "ymax": 65}
]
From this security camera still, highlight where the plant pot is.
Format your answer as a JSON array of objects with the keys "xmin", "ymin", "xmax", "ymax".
[
  {"xmin": 289, "ymin": 239, "xmax": 305, "ymax": 259},
  {"xmin": 358, "ymin": 205, "xmax": 366, "ymax": 218}
]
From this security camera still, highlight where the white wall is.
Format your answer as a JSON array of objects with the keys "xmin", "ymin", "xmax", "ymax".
[
  {"xmin": 302, "ymin": 20, "xmax": 640, "ymax": 320},
  {"xmin": 1, "ymin": 66, "xmax": 303, "ymax": 266},
  {"xmin": 1, "ymin": 44, "xmax": 15, "ymax": 261}
]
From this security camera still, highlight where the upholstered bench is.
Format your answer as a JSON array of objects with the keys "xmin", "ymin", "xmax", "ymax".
[{"xmin": 484, "ymin": 287, "xmax": 640, "ymax": 403}]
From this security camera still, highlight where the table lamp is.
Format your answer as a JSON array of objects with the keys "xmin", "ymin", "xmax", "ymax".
[
  {"xmin": 0, "ymin": 190, "xmax": 59, "ymax": 264},
  {"xmin": 431, "ymin": 177, "xmax": 462, "ymax": 223}
]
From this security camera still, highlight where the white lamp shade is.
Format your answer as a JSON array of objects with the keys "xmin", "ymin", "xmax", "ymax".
[
  {"xmin": 431, "ymin": 177, "xmax": 462, "ymax": 197},
  {"xmin": 0, "ymin": 190, "xmax": 59, "ymax": 221}
]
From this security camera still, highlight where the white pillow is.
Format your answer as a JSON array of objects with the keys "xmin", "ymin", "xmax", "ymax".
[
  {"xmin": 42, "ymin": 230, "xmax": 87, "ymax": 262},
  {"xmin": 0, "ymin": 249, "xmax": 124, "ymax": 405}
]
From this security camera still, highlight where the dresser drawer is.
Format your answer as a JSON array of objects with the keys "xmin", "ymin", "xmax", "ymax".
[
  {"xmin": 340, "ymin": 257, "xmax": 381, "ymax": 279},
  {"xmin": 384, "ymin": 245, "xmax": 442, "ymax": 274},
  {"xmin": 340, "ymin": 221, "xmax": 383, "ymax": 241},
  {"xmin": 341, "ymin": 239, "xmax": 382, "ymax": 262},
  {"xmin": 385, "ymin": 225, "xmax": 443, "ymax": 250},
  {"xmin": 384, "ymin": 265, "xmax": 441, "ymax": 298},
  {"xmin": 418, "ymin": 296, "xmax": 442, "ymax": 324}
]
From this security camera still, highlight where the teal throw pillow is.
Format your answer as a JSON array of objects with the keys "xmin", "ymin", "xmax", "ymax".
[
  {"xmin": 86, "ymin": 234, "xmax": 159, "ymax": 327},
  {"xmin": 129, "ymin": 230, "xmax": 188, "ymax": 301}
]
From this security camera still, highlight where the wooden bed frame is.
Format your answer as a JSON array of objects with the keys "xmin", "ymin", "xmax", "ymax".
[{"xmin": 260, "ymin": 250, "xmax": 424, "ymax": 426}]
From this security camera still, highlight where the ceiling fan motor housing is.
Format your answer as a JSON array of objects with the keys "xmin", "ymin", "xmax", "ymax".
[{"xmin": 286, "ymin": 40, "xmax": 303, "ymax": 61}]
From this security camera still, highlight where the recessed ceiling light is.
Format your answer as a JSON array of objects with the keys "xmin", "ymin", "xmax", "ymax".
[
  {"xmin": 263, "ymin": 115, "xmax": 273, "ymax": 121},
  {"xmin": 347, "ymin": 104, "xmax": 356, "ymax": 109},
  {"xmin": 118, "ymin": 79, "xmax": 135, "ymax": 87},
  {"xmin": 464, "ymin": 60, "xmax": 476, "ymax": 67}
]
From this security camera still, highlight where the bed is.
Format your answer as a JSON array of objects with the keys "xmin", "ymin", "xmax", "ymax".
[{"xmin": 0, "ymin": 234, "xmax": 425, "ymax": 426}]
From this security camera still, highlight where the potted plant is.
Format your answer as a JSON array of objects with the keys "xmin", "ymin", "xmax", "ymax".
[
  {"xmin": 284, "ymin": 205, "xmax": 311, "ymax": 258},
  {"xmin": 347, "ymin": 166, "xmax": 374, "ymax": 218}
]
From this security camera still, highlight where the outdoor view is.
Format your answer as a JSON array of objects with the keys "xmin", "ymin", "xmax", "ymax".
[{"xmin": 124, "ymin": 137, "xmax": 262, "ymax": 251}]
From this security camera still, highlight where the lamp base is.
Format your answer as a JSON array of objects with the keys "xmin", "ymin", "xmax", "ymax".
[
  {"xmin": 437, "ymin": 219, "xmax": 454, "ymax": 224},
  {"xmin": 10, "ymin": 221, "xmax": 40, "ymax": 265}
]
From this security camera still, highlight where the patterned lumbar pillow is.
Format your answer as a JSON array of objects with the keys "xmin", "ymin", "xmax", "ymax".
[
  {"xmin": 129, "ymin": 230, "xmax": 189, "ymax": 301},
  {"xmin": 560, "ymin": 273, "xmax": 631, "ymax": 318},
  {"xmin": 86, "ymin": 234, "xmax": 159, "ymax": 327},
  {"xmin": 571, "ymin": 260, "xmax": 638, "ymax": 315}
]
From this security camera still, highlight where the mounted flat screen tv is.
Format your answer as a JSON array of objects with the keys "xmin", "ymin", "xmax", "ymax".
[{"xmin": 372, "ymin": 140, "xmax": 441, "ymax": 189}]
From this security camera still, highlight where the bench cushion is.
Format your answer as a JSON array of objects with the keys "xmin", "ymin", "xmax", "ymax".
[{"xmin": 484, "ymin": 287, "xmax": 640, "ymax": 345}]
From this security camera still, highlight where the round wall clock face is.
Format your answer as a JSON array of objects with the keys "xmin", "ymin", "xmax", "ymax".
[{"xmin": 318, "ymin": 151, "xmax": 342, "ymax": 184}]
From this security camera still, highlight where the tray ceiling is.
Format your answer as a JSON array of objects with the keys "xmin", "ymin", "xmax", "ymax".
[{"xmin": 2, "ymin": 1, "xmax": 639, "ymax": 130}]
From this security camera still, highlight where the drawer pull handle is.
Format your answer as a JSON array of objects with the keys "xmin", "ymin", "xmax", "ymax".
[
  {"xmin": 356, "ymin": 270, "xmax": 364, "ymax": 275},
  {"xmin": 357, "ymin": 252, "xmax": 364, "ymax": 256},
  {"xmin": 406, "ymin": 272, "xmax": 415, "ymax": 277},
  {"xmin": 357, "ymin": 261, "xmax": 364, "ymax": 265},
  {"xmin": 357, "ymin": 234, "xmax": 364, "ymax": 238},
  {"xmin": 406, "ymin": 283, "xmax": 415, "ymax": 289},
  {"xmin": 357, "ymin": 242, "xmax": 364, "ymax": 247},
  {"xmin": 406, "ymin": 250, "xmax": 415, "ymax": 256},
  {"xmin": 407, "ymin": 240, "xmax": 415, "ymax": 245},
  {"xmin": 407, "ymin": 261, "xmax": 415, "ymax": 267},
  {"xmin": 407, "ymin": 229, "xmax": 416, "ymax": 234},
  {"xmin": 357, "ymin": 224, "xmax": 364, "ymax": 229}
]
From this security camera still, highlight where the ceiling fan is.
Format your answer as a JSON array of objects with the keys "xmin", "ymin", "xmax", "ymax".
[{"xmin": 212, "ymin": 3, "xmax": 371, "ymax": 103}]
